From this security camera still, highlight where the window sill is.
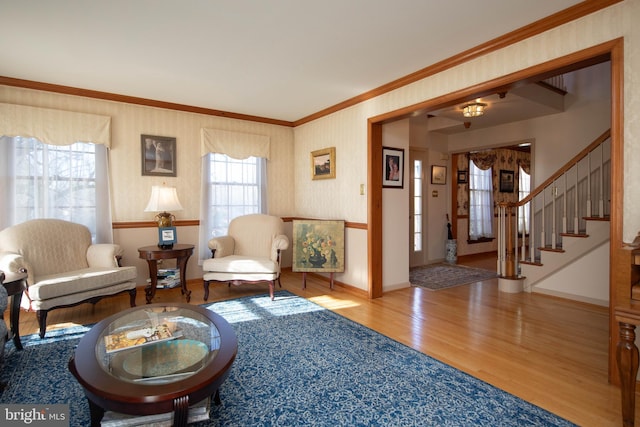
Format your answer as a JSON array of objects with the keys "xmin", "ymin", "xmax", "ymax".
[{"xmin": 467, "ymin": 237, "xmax": 495, "ymax": 244}]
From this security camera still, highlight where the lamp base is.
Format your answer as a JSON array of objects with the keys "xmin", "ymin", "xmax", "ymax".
[{"xmin": 157, "ymin": 243, "xmax": 174, "ymax": 250}]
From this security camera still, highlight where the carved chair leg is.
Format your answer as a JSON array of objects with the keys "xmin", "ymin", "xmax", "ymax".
[
  {"xmin": 203, "ymin": 280, "xmax": 210, "ymax": 301},
  {"xmin": 128, "ymin": 288, "xmax": 137, "ymax": 307},
  {"xmin": 269, "ymin": 281, "xmax": 275, "ymax": 301},
  {"xmin": 36, "ymin": 310, "xmax": 48, "ymax": 338},
  {"xmin": 618, "ymin": 322, "xmax": 639, "ymax": 427}
]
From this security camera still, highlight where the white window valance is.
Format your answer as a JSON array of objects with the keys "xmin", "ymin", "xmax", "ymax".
[
  {"xmin": 0, "ymin": 103, "xmax": 111, "ymax": 147},
  {"xmin": 201, "ymin": 128, "xmax": 270, "ymax": 159}
]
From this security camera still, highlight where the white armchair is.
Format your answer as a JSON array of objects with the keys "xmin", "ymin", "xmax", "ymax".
[
  {"xmin": 203, "ymin": 214, "xmax": 289, "ymax": 301},
  {"xmin": 0, "ymin": 219, "xmax": 137, "ymax": 338}
]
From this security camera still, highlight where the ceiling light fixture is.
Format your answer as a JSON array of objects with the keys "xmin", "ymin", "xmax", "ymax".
[{"xmin": 462, "ymin": 102, "xmax": 487, "ymax": 118}]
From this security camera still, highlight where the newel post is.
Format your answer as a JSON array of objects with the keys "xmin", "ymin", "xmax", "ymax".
[{"xmin": 501, "ymin": 202, "xmax": 516, "ymax": 278}]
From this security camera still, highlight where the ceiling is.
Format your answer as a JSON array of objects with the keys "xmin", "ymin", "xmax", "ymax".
[
  {"xmin": 425, "ymin": 81, "xmax": 568, "ymax": 135},
  {"xmin": 0, "ymin": 0, "xmax": 585, "ymax": 123}
]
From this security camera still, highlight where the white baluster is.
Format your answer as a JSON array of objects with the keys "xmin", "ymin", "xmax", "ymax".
[
  {"xmin": 529, "ymin": 198, "xmax": 535, "ymax": 263},
  {"xmin": 551, "ymin": 185, "xmax": 556, "ymax": 250},
  {"xmin": 599, "ymin": 144, "xmax": 604, "ymax": 218},
  {"xmin": 563, "ymin": 174, "xmax": 567, "ymax": 234},
  {"xmin": 587, "ymin": 151, "xmax": 592, "ymax": 217},
  {"xmin": 541, "ymin": 190, "xmax": 546, "ymax": 250},
  {"xmin": 574, "ymin": 164, "xmax": 579, "ymax": 233}
]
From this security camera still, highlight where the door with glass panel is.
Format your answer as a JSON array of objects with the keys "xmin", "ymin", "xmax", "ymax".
[{"xmin": 410, "ymin": 149, "xmax": 428, "ymax": 267}]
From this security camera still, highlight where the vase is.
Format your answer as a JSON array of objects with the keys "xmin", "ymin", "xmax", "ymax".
[{"xmin": 308, "ymin": 254, "xmax": 327, "ymax": 268}]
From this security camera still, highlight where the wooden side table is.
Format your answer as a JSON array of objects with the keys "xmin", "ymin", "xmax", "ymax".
[
  {"xmin": 0, "ymin": 269, "xmax": 27, "ymax": 350},
  {"xmin": 138, "ymin": 244, "xmax": 194, "ymax": 304}
]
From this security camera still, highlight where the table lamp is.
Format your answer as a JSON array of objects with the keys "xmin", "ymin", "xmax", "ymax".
[{"xmin": 144, "ymin": 185, "xmax": 183, "ymax": 248}]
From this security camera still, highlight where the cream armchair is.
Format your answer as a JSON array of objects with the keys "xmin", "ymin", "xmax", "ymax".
[
  {"xmin": 203, "ymin": 214, "xmax": 289, "ymax": 301},
  {"xmin": 0, "ymin": 219, "xmax": 137, "ymax": 338}
]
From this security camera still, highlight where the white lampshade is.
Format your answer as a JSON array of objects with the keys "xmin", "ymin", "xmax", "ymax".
[{"xmin": 144, "ymin": 186, "xmax": 184, "ymax": 212}]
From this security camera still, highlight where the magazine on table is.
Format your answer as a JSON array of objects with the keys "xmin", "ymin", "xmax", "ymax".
[{"xmin": 104, "ymin": 323, "xmax": 182, "ymax": 353}]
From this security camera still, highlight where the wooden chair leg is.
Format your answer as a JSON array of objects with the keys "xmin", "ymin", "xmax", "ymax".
[
  {"xmin": 36, "ymin": 309, "xmax": 48, "ymax": 338},
  {"xmin": 203, "ymin": 280, "xmax": 210, "ymax": 301},
  {"xmin": 128, "ymin": 288, "xmax": 137, "ymax": 307},
  {"xmin": 269, "ymin": 281, "xmax": 275, "ymax": 301}
]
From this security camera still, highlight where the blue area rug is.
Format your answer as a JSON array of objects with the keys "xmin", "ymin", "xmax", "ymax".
[{"xmin": 0, "ymin": 292, "xmax": 575, "ymax": 426}]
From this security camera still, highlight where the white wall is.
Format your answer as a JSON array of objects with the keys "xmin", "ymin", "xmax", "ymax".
[
  {"xmin": 382, "ymin": 120, "xmax": 410, "ymax": 290},
  {"xmin": 534, "ymin": 242, "xmax": 610, "ymax": 306}
]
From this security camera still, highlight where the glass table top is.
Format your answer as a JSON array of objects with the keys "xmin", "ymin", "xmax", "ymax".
[{"xmin": 96, "ymin": 305, "xmax": 220, "ymax": 385}]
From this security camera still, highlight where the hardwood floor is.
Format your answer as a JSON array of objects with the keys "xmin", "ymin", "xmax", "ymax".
[{"xmin": 3, "ymin": 259, "xmax": 633, "ymax": 426}]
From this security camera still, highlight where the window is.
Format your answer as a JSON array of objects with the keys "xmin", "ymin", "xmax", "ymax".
[
  {"xmin": 199, "ymin": 153, "xmax": 266, "ymax": 260},
  {"xmin": 412, "ymin": 159, "xmax": 422, "ymax": 252},
  {"xmin": 518, "ymin": 166, "xmax": 531, "ymax": 234},
  {"xmin": 0, "ymin": 136, "xmax": 111, "ymax": 242},
  {"xmin": 468, "ymin": 161, "xmax": 494, "ymax": 240}
]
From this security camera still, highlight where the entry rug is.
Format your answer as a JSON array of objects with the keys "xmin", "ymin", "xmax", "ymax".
[
  {"xmin": 0, "ymin": 292, "xmax": 573, "ymax": 426},
  {"xmin": 411, "ymin": 262, "xmax": 498, "ymax": 290}
]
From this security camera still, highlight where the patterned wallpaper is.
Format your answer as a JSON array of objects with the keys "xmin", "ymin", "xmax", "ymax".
[{"xmin": 456, "ymin": 149, "xmax": 531, "ymax": 216}]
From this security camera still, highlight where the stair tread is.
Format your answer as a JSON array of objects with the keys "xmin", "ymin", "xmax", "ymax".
[
  {"xmin": 584, "ymin": 215, "xmax": 610, "ymax": 221},
  {"xmin": 538, "ymin": 246, "xmax": 565, "ymax": 253},
  {"xmin": 560, "ymin": 233, "xmax": 589, "ymax": 238}
]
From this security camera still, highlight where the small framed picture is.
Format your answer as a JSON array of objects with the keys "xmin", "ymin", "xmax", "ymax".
[
  {"xmin": 142, "ymin": 134, "xmax": 177, "ymax": 177},
  {"xmin": 431, "ymin": 165, "xmax": 447, "ymax": 185},
  {"xmin": 500, "ymin": 169, "xmax": 515, "ymax": 193},
  {"xmin": 158, "ymin": 226, "xmax": 177, "ymax": 248},
  {"xmin": 311, "ymin": 147, "xmax": 336, "ymax": 180},
  {"xmin": 382, "ymin": 147, "xmax": 404, "ymax": 188},
  {"xmin": 457, "ymin": 170, "xmax": 468, "ymax": 184}
]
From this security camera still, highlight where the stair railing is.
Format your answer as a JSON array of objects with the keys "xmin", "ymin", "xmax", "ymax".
[{"xmin": 497, "ymin": 129, "xmax": 611, "ymax": 278}]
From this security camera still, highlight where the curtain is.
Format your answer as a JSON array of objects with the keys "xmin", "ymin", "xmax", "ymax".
[
  {"xmin": 0, "ymin": 137, "xmax": 113, "ymax": 243},
  {"xmin": 469, "ymin": 151, "xmax": 497, "ymax": 170},
  {"xmin": 0, "ymin": 103, "xmax": 111, "ymax": 147},
  {"xmin": 0, "ymin": 105, "xmax": 113, "ymax": 242},
  {"xmin": 469, "ymin": 161, "xmax": 494, "ymax": 239},
  {"xmin": 200, "ymin": 128, "xmax": 270, "ymax": 159}
]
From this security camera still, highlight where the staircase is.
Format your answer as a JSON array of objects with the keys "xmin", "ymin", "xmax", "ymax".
[{"xmin": 497, "ymin": 129, "xmax": 611, "ymax": 305}]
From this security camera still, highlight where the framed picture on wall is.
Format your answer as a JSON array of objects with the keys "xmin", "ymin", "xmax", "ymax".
[
  {"xmin": 382, "ymin": 147, "xmax": 404, "ymax": 188},
  {"xmin": 431, "ymin": 165, "xmax": 447, "ymax": 185},
  {"xmin": 457, "ymin": 170, "xmax": 468, "ymax": 184},
  {"xmin": 311, "ymin": 147, "xmax": 336, "ymax": 180},
  {"xmin": 142, "ymin": 135, "xmax": 177, "ymax": 177},
  {"xmin": 499, "ymin": 169, "xmax": 514, "ymax": 193}
]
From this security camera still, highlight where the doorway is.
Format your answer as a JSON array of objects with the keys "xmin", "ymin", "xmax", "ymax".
[
  {"xmin": 369, "ymin": 41, "xmax": 620, "ymax": 300},
  {"xmin": 368, "ymin": 39, "xmax": 622, "ymax": 383}
]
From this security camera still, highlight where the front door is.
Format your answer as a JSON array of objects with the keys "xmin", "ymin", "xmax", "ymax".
[{"xmin": 410, "ymin": 149, "xmax": 428, "ymax": 267}]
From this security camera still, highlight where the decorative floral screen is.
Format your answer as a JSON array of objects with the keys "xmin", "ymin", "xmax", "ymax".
[{"xmin": 292, "ymin": 220, "xmax": 345, "ymax": 273}]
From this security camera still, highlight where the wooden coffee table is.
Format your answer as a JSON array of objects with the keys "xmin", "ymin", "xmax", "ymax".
[{"xmin": 69, "ymin": 303, "xmax": 237, "ymax": 427}]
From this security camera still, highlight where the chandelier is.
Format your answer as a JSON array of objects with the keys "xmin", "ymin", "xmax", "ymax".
[{"xmin": 462, "ymin": 102, "xmax": 487, "ymax": 118}]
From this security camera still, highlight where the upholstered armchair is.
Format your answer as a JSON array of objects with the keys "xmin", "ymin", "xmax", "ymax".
[
  {"xmin": 203, "ymin": 214, "xmax": 289, "ymax": 301},
  {"xmin": 0, "ymin": 219, "xmax": 137, "ymax": 338}
]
